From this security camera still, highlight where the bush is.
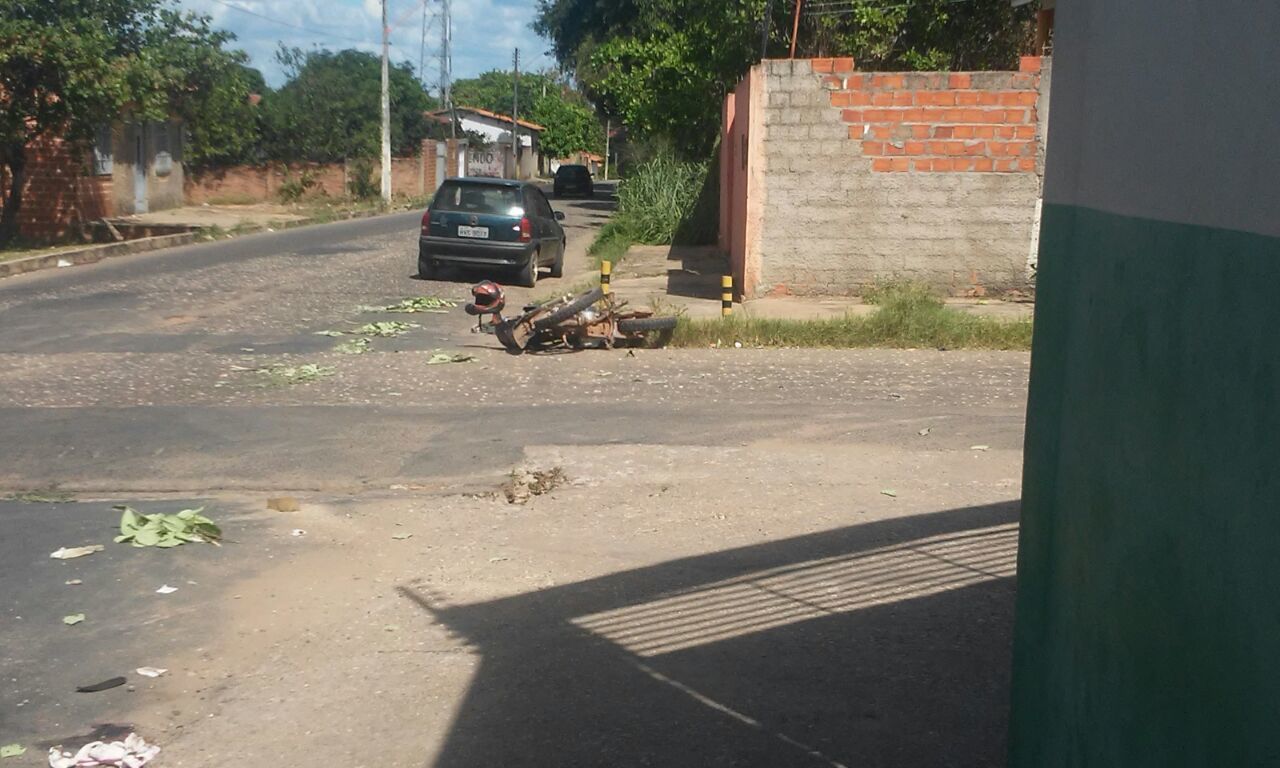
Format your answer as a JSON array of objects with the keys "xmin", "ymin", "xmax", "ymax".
[
  {"xmin": 347, "ymin": 158, "xmax": 379, "ymax": 200},
  {"xmin": 277, "ymin": 169, "xmax": 319, "ymax": 202},
  {"xmin": 614, "ymin": 153, "xmax": 709, "ymax": 244}
]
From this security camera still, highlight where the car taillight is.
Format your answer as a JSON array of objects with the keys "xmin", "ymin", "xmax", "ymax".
[
  {"xmin": 420, "ymin": 209, "xmax": 431, "ymax": 233},
  {"xmin": 519, "ymin": 216, "xmax": 532, "ymax": 242}
]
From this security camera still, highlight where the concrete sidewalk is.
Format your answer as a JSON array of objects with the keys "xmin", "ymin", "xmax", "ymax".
[{"xmin": 609, "ymin": 244, "xmax": 1035, "ymax": 320}]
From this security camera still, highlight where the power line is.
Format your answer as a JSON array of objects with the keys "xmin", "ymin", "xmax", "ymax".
[
  {"xmin": 205, "ymin": 0, "xmax": 373, "ymax": 45},
  {"xmin": 804, "ymin": 0, "xmax": 976, "ymax": 15}
]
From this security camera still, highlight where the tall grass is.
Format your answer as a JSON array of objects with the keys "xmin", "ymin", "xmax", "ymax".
[
  {"xmin": 614, "ymin": 154, "xmax": 710, "ymax": 244},
  {"xmin": 671, "ymin": 283, "xmax": 1033, "ymax": 351}
]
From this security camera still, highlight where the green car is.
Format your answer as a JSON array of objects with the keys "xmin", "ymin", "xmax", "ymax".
[{"xmin": 418, "ymin": 177, "xmax": 567, "ymax": 288}]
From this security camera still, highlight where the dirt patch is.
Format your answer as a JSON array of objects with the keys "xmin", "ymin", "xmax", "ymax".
[{"xmin": 501, "ymin": 466, "xmax": 567, "ymax": 504}]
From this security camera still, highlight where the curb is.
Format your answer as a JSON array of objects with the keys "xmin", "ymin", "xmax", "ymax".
[
  {"xmin": 0, "ymin": 232, "xmax": 199, "ymax": 279},
  {"xmin": 0, "ymin": 206, "xmax": 411, "ymax": 281}
]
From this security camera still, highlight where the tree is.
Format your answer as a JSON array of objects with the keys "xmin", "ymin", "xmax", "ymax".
[
  {"xmin": 0, "ymin": 0, "xmax": 249, "ymax": 244},
  {"xmin": 261, "ymin": 48, "xmax": 436, "ymax": 163},
  {"xmin": 535, "ymin": 0, "xmax": 1034, "ymax": 157},
  {"xmin": 531, "ymin": 97, "xmax": 603, "ymax": 159},
  {"xmin": 452, "ymin": 68, "xmax": 603, "ymax": 159}
]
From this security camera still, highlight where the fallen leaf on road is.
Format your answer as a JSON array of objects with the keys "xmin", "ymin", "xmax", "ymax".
[
  {"xmin": 63, "ymin": 614, "xmax": 85, "ymax": 625},
  {"xmin": 8, "ymin": 489, "xmax": 74, "ymax": 503},
  {"xmin": 970, "ymin": 445, "xmax": 990, "ymax": 451},
  {"xmin": 267, "ymin": 496, "xmax": 300, "ymax": 512},
  {"xmin": 313, "ymin": 330, "xmax": 346, "ymax": 337},
  {"xmin": 248, "ymin": 363, "xmax": 336, "ymax": 386},
  {"xmin": 155, "ymin": 585, "xmax": 178, "ymax": 595},
  {"xmin": 427, "ymin": 350, "xmax": 475, "ymax": 365},
  {"xmin": 0, "ymin": 744, "xmax": 26, "ymax": 758},
  {"xmin": 354, "ymin": 321, "xmax": 418, "ymax": 338},
  {"xmin": 75, "ymin": 677, "xmax": 126, "ymax": 693},
  {"xmin": 335, "ymin": 337, "xmax": 371, "ymax": 355},
  {"xmin": 880, "ymin": 489, "xmax": 898, "ymax": 498},
  {"xmin": 50, "ymin": 545, "xmax": 104, "ymax": 560},
  {"xmin": 114, "ymin": 506, "xmax": 222, "ymax": 548},
  {"xmin": 135, "ymin": 667, "xmax": 167, "ymax": 678},
  {"xmin": 366, "ymin": 296, "xmax": 457, "ymax": 313},
  {"xmin": 391, "ymin": 533, "xmax": 413, "ymax": 540}
]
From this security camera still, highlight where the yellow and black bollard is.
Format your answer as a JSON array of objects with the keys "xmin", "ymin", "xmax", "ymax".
[
  {"xmin": 601, "ymin": 260, "xmax": 612, "ymax": 295},
  {"xmin": 721, "ymin": 275, "xmax": 733, "ymax": 317}
]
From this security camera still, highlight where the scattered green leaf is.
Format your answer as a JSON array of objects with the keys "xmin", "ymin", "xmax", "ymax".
[
  {"xmin": 7, "ymin": 489, "xmax": 74, "ymax": 503},
  {"xmin": 426, "ymin": 350, "xmax": 475, "ymax": 365},
  {"xmin": 334, "ymin": 337, "xmax": 371, "ymax": 355},
  {"xmin": 0, "ymin": 744, "xmax": 26, "ymax": 759},
  {"xmin": 880, "ymin": 489, "xmax": 898, "ymax": 498},
  {"xmin": 365, "ymin": 296, "xmax": 457, "ymax": 313},
  {"xmin": 113, "ymin": 505, "xmax": 223, "ymax": 548},
  {"xmin": 353, "ymin": 321, "xmax": 419, "ymax": 338},
  {"xmin": 313, "ymin": 329, "xmax": 346, "ymax": 337},
  {"xmin": 63, "ymin": 613, "xmax": 85, "ymax": 625},
  {"xmin": 246, "ymin": 363, "xmax": 337, "ymax": 386}
]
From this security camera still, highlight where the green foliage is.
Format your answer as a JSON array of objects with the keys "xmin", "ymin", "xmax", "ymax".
[
  {"xmin": 346, "ymin": 158, "xmax": 379, "ymax": 200},
  {"xmin": 452, "ymin": 69, "xmax": 603, "ymax": 158},
  {"xmin": 0, "ymin": 0, "xmax": 247, "ymax": 243},
  {"xmin": 114, "ymin": 505, "xmax": 223, "ymax": 547},
  {"xmin": 532, "ymin": 97, "xmax": 603, "ymax": 158},
  {"xmin": 614, "ymin": 153, "xmax": 711, "ymax": 244},
  {"xmin": 672, "ymin": 285, "xmax": 1034, "ymax": 350},
  {"xmin": 277, "ymin": 169, "xmax": 319, "ymax": 202},
  {"xmin": 262, "ymin": 48, "xmax": 435, "ymax": 163},
  {"xmin": 535, "ymin": 0, "xmax": 1035, "ymax": 156}
]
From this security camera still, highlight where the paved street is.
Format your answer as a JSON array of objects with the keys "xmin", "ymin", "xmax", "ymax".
[{"xmin": 0, "ymin": 186, "xmax": 1030, "ymax": 767}]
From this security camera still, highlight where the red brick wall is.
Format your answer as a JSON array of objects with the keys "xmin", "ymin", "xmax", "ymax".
[
  {"xmin": 0, "ymin": 135, "xmax": 112, "ymax": 241},
  {"xmin": 816, "ymin": 56, "xmax": 1042, "ymax": 174},
  {"xmin": 185, "ymin": 157, "xmax": 434, "ymax": 204}
]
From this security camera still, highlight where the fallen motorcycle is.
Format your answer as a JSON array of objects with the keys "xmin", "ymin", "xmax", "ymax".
[{"xmin": 465, "ymin": 281, "xmax": 678, "ymax": 353}]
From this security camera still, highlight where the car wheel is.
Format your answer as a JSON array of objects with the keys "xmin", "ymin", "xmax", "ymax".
[
  {"xmin": 518, "ymin": 251, "xmax": 539, "ymax": 288},
  {"xmin": 549, "ymin": 245, "xmax": 564, "ymax": 278},
  {"xmin": 418, "ymin": 258, "xmax": 436, "ymax": 280}
]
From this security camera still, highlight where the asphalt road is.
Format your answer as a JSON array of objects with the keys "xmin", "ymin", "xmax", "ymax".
[{"xmin": 0, "ymin": 182, "xmax": 1033, "ymax": 767}]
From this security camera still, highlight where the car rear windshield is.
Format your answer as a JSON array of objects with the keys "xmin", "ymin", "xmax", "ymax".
[
  {"xmin": 432, "ymin": 182, "xmax": 523, "ymax": 216},
  {"xmin": 556, "ymin": 166, "xmax": 588, "ymax": 178}
]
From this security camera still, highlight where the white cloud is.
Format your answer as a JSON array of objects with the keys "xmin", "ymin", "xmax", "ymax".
[{"xmin": 181, "ymin": 0, "xmax": 553, "ymax": 89}]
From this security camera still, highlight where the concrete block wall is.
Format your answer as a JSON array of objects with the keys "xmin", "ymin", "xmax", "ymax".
[
  {"xmin": 0, "ymin": 135, "xmax": 112, "ymax": 242},
  {"xmin": 729, "ymin": 57, "xmax": 1047, "ymax": 297}
]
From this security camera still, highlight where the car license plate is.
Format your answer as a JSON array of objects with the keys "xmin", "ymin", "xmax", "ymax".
[{"xmin": 457, "ymin": 225, "xmax": 489, "ymax": 239}]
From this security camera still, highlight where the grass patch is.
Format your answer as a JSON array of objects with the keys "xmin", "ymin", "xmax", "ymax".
[
  {"xmin": 588, "ymin": 220, "xmax": 635, "ymax": 269},
  {"xmin": 671, "ymin": 284, "xmax": 1033, "ymax": 351},
  {"xmin": 205, "ymin": 192, "xmax": 258, "ymax": 206}
]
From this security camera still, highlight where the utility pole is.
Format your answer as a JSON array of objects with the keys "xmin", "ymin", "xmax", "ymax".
[
  {"xmin": 604, "ymin": 118, "xmax": 611, "ymax": 181},
  {"xmin": 442, "ymin": 0, "xmax": 454, "ymax": 137},
  {"xmin": 511, "ymin": 48, "xmax": 520, "ymax": 180},
  {"xmin": 380, "ymin": 0, "xmax": 392, "ymax": 203}
]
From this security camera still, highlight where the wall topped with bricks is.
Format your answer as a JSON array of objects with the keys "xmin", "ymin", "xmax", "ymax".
[{"xmin": 720, "ymin": 56, "xmax": 1048, "ymax": 298}]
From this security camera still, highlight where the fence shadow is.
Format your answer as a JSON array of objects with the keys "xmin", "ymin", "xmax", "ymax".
[{"xmin": 401, "ymin": 500, "xmax": 1019, "ymax": 768}]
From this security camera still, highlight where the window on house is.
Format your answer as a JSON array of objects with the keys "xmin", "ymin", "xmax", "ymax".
[{"xmin": 92, "ymin": 125, "xmax": 113, "ymax": 176}]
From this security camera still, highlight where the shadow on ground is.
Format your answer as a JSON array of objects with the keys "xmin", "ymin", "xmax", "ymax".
[{"xmin": 402, "ymin": 501, "xmax": 1019, "ymax": 768}]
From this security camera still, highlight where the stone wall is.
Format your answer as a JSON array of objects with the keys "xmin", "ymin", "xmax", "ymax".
[{"xmin": 722, "ymin": 57, "xmax": 1048, "ymax": 297}]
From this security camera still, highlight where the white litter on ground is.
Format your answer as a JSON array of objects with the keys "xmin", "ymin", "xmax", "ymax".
[{"xmin": 48, "ymin": 733, "xmax": 159, "ymax": 768}]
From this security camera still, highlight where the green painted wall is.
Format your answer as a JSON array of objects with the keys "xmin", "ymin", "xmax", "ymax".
[{"xmin": 1010, "ymin": 203, "xmax": 1280, "ymax": 766}]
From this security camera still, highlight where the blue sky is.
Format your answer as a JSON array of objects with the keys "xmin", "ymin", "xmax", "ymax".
[{"xmin": 178, "ymin": 0, "xmax": 555, "ymax": 90}]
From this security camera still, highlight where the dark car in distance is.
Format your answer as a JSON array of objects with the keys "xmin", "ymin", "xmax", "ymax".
[
  {"xmin": 418, "ymin": 178, "xmax": 566, "ymax": 288},
  {"xmin": 553, "ymin": 164, "xmax": 594, "ymax": 198}
]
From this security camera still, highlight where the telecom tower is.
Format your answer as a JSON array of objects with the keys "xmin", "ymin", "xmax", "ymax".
[{"xmin": 419, "ymin": 0, "xmax": 453, "ymax": 118}]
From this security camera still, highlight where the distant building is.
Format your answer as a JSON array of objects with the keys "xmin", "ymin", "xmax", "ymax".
[
  {"xmin": 428, "ymin": 107, "xmax": 544, "ymax": 180},
  {"xmin": 0, "ymin": 118, "xmax": 185, "ymax": 241}
]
